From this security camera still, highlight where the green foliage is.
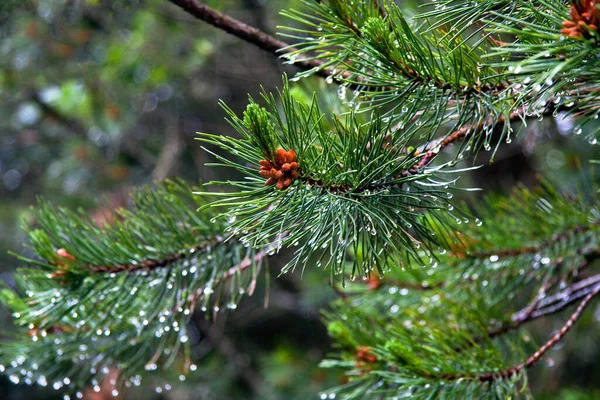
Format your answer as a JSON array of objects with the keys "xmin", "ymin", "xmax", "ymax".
[
  {"xmin": 197, "ymin": 78, "xmax": 459, "ymax": 282},
  {"xmin": 320, "ymin": 183, "xmax": 600, "ymax": 399},
  {"xmin": 282, "ymin": 0, "xmax": 516, "ymax": 156},
  {"xmin": 2, "ymin": 0, "xmax": 600, "ymax": 398},
  {"xmin": 0, "ymin": 181, "xmax": 266, "ymax": 393}
]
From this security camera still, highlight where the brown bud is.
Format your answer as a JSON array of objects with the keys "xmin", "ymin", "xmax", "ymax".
[
  {"xmin": 260, "ymin": 148, "xmax": 299, "ymax": 190},
  {"xmin": 50, "ymin": 270, "xmax": 67, "ymax": 279},
  {"xmin": 259, "ymin": 160, "xmax": 274, "ymax": 169},
  {"xmin": 356, "ymin": 346, "xmax": 377, "ymax": 364},
  {"xmin": 367, "ymin": 275, "xmax": 381, "ymax": 290},
  {"xmin": 275, "ymin": 148, "xmax": 287, "ymax": 165},
  {"xmin": 287, "ymin": 149, "xmax": 297, "ymax": 163},
  {"xmin": 56, "ymin": 248, "xmax": 75, "ymax": 261}
]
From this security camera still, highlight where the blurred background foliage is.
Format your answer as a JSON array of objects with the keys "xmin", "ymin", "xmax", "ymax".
[{"xmin": 0, "ymin": 0, "xmax": 599, "ymax": 399}]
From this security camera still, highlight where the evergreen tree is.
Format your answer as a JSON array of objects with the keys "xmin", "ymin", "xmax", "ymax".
[{"xmin": 1, "ymin": 0, "xmax": 600, "ymax": 398}]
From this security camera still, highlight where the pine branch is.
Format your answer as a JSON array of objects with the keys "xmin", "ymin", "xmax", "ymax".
[
  {"xmin": 166, "ymin": 0, "xmax": 570, "ymax": 171},
  {"xmin": 321, "ymin": 179, "xmax": 600, "ymax": 398},
  {"xmin": 472, "ymin": 257, "xmax": 600, "ymax": 344},
  {"xmin": 165, "ymin": 0, "xmax": 339, "ymax": 80},
  {"xmin": 197, "ymin": 78, "xmax": 459, "ymax": 280},
  {"xmin": 89, "ymin": 236, "xmax": 224, "ymax": 274},
  {"xmin": 524, "ymin": 271, "xmax": 600, "ymax": 320},
  {"xmin": 0, "ymin": 181, "xmax": 270, "ymax": 392},
  {"xmin": 471, "ymin": 222, "xmax": 600, "ymax": 259},
  {"xmin": 404, "ymin": 107, "xmax": 526, "ymax": 175},
  {"xmin": 478, "ymin": 285, "xmax": 600, "ymax": 382},
  {"xmin": 177, "ymin": 243, "xmax": 277, "ymax": 315}
]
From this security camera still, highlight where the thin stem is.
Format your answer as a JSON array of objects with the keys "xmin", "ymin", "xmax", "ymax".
[
  {"xmin": 471, "ymin": 224, "xmax": 600, "ymax": 259},
  {"xmin": 487, "ymin": 273, "xmax": 600, "ymax": 340},
  {"xmin": 174, "ymin": 243, "xmax": 277, "ymax": 314},
  {"xmin": 166, "ymin": 0, "xmax": 336, "ymax": 79},
  {"xmin": 89, "ymin": 236, "xmax": 223, "ymax": 274},
  {"xmin": 472, "ymin": 251, "xmax": 600, "ymax": 343},
  {"xmin": 404, "ymin": 108, "xmax": 525, "ymax": 175},
  {"xmin": 479, "ymin": 285, "xmax": 600, "ymax": 382},
  {"xmin": 437, "ymin": 285, "xmax": 600, "ymax": 382}
]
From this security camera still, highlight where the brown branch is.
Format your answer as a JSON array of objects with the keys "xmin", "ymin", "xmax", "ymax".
[
  {"xmin": 478, "ymin": 285, "xmax": 600, "ymax": 382},
  {"xmin": 403, "ymin": 108, "xmax": 526, "ymax": 175},
  {"xmin": 472, "ymin": 224, "xmax": 600, "ymax": 259},
  {"xmin": 166, "ymin": 0, "xmax": 462, "ymax": 91},
  {"xmin": 486, "ymin": 274, "xmax": 600, "ymax": 340},
  {"xmin": 523, "ymin": 271, "xmax": 600, "ymax": 319},
  {"xmin": 89, "ymin": 236, "xmax": 223, "ymax": 274},
  {"xmin": 437, "ymin": 285, "xmax": 600, "ymax": 383},
  {"xmin": 220, "ymin": 246, "xmax": 272, "ymax": 283},
  {"xmin": 174, "ymin": 243, "xmax": 277, "ymax": 314},
  {"xmin": 166, "ymin": 0, "xmax": 338, "ymax": 80},
  {"xmin": 465, "ymin": 250, "xmax": 600, "ymax": 344},
  {"xmin": 453, "ymin": 264, "xmax": 600, "ymax": 357}
]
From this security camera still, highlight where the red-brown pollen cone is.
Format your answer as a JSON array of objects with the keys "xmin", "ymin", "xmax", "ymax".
[
  {"xmin": 56, "ymin": 248, "xmax": 75, "ymax": 259},
  {"xmin": 259, "ymin": 148, "xmax": 300, "ymax": 190},
  {"xmin": 562, "ymin": 1, "xmax": 600, "ymax": 38},
  {"xmin": 356, "ymin": 346, "xmax": 378, "ymax": 364},
  {"xmin": 52, "ymin": 248, "xmax": 76, "ymax": 282}
]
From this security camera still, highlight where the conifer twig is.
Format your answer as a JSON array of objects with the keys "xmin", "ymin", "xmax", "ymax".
[
  {"xmin": 436, "ymin": 284, "xmax": 600, "ymax": 383},
  {"xmin": 89, "ymin": 236, "xmax": 224, "ymax": 274},
  {"xmin": 485, "ymin": 272, "xmax": 600, "ymax": 340},
  {"xmin": 166, "ymin": 0, "xmax": 339, "ymax": 79},
  {"xmin": 404, "ymin": 108, "xmax": 526, "ymax": 175},
  {"xmin": 478, "ymin": 285, "xmax": 600, "ymax": 382},
  {"xmin": 175, "ymin": 244, "xmax": 277, "ymax": 314},
  {"xmin": 471, "ymin": 224, "xmax": 600, "ymax": 259},
  {"xmin": 166, "ymin": 0, "xmax": 543, "ymax": 179}
]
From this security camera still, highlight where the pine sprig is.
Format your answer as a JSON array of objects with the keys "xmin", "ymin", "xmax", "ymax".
[
  {"xmin": 322, "ymin": 181, "xmax": 600, "ymax": 399},
  {"xmin": 485, "ymin": 0, "xmax": 600, "ymax": 140},
  {"xmin": 321, "ymin": 290, "xmax": 530, "ymax": 400},
  {"xmin": 0, "ymin": 181, "xmax": 268, "ymax": 394},
  {"xmin": 197, "ymin": 78, "xmax": 461, "ymax": 282},
  {"xmin": 281, "ymin": 0, "xmax": 520, "ymax": 157}
]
